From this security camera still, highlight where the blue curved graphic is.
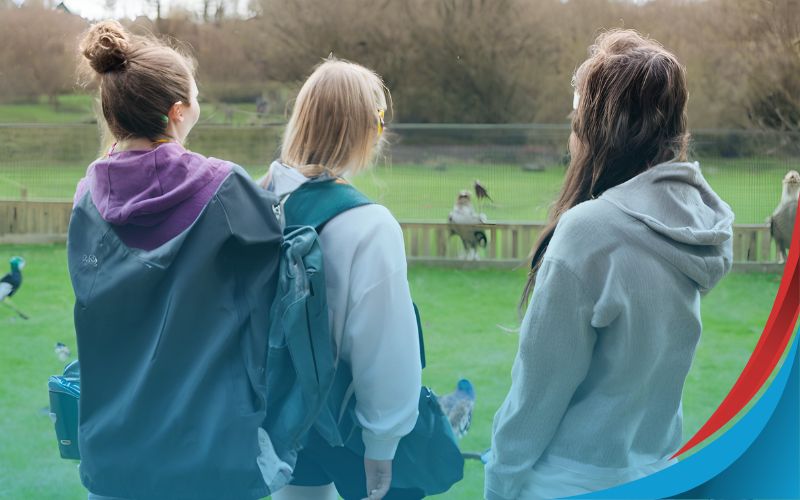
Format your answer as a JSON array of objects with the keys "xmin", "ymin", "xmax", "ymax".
[{"xmin": 573, "ymin": 327, "xmax": 799, "ymax": 499}]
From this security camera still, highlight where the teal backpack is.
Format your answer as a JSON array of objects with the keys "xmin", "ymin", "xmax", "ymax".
[
  {"xmin": 273, "ymin": 177, "xmax": 464, "ymax": 496},
  {"xmin": 261, "ymin": 177, "xmax": 372, "ymax": 462}
]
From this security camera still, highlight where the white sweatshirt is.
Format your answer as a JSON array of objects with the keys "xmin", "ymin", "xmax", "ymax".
[{"xmin": 265, "ymin": 162, "xmax": 422, "ymax": 461}]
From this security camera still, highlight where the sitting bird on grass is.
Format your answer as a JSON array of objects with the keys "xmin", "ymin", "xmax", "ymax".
[
  {"xmin": 55, "ymin": 342, "xmax": 72, "ymax": 363},
  {"xmin": 769, "ymin": 170, "xmax": 800, "ymax": 263},
  {"xmin": 1, "ymin": 256, "xmax": 28, "ymax": 319},
  {"xmin": 448, "ymin": 191, "xmax": 488, "ymax": 260},
  {"xmin": 438, "ymin": 378, "xmax": 476, "ymax": 439}
]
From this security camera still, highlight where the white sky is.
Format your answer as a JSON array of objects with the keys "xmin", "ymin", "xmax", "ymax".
[{"xmin": 57, "ymin": 0, "xmax": 250, "ymax": 20}]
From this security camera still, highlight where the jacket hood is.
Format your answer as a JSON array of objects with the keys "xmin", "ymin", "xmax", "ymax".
[
  {"xmin": 600, "ymin": 161, "xmax": 734, "ymax": 290},
  {"xmin": 87, "ymin": 143, "xmax": 226, "ymax": 226}
]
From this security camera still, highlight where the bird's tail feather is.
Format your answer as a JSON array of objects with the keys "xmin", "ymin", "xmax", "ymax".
[
  {"xmin": 475, "ymin": 230, "xmax": 488, "ymax": 248},
  {"xmin": 1, "ymin": 299, "xmax": 28, "ymax": 320}
]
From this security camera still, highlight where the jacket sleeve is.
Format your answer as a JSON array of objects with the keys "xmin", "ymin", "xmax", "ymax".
[
  {"xmin": 340, "ymin": 214, "xmax": 422, "ymax": 461},
  {"xmin": 484, "ymin": 258, "xmax": 597, "ymax": 500}
]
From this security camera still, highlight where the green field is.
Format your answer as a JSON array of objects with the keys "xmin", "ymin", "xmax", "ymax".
[
  {"xmin": 0, "ymin": 244, "xmax": 784, "ymax": 499},
  {"xmin": 1, "ymin": 96, "xmax": 798, "ymax": 225},
  {"xmin": 0, "ymin": 157, "xmax": 793, "ymax": 225},
  {"xmin": 0, "ymin": 94, "xmax": 287, "ymax": 127}
]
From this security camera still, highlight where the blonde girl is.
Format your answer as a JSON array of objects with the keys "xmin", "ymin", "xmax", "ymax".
[
  {"xmin": 485, "ymin": 30, "xmax": 734, "ymax": 499},
  {"xmin": 264, "ymin": 59, "xmax": 423, "ymax": 500}
]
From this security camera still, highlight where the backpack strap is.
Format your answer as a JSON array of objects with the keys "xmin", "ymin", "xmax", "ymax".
[
  {"xmin": 285, "ymin": 177, "xmax": 428, "ymax": 369},
  {"xmin": 283, "ymin": 178, "xmax": 372, "ymax": 231}
]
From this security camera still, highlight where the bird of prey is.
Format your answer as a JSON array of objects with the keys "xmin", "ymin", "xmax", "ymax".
[
  {"xmin": 448, "ymin": 191, "xmax": 488, "ymax": 260},
  {"xmin": 769, "ymin": 170, "xmax": 800, "ymax": 263},
  {"xmin": 438, "ymin": 379, "xmax": 476, "ymax": 439},
  {"xmin": 1, "ymin": 256, "xmax": 28, "ymax": 319},
  {"xmin": 473, "ymin": 179, "xmax": 493, "ymax": 203},
  {"xmin": 55, "ymin": 342, "xmax": 71, "ymax": 363}
]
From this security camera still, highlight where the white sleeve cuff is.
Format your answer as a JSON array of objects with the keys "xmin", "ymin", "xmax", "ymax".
[{"xmin": 362, "ymin": 429, "xmax": 401, "ymax": 460}]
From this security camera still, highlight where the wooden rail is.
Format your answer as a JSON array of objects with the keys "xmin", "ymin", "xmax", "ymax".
[
  {"xmin": 401, "ymin": 220, "xmax": 544, "ymax": 269},
  {"xmin": 0, "ymin": 199, "xmax": 72, "ymax": 244},
  {"xmin": 0, "ymin": 200, "xmax": 787, "ymax": 272}
]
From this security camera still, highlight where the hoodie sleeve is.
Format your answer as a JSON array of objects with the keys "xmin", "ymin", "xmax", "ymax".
[
  {"xmin": 339, "ymin": 211, "xmax": 422, "ymax": 460},
  {"xmin": 485, "ymin": 258, "xmax": 597, "ymax": 500}
]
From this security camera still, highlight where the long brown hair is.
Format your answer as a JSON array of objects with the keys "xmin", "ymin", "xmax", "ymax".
[
  {"xmin": 79, "ymin": 20, "xmax": 196, "ymax": 142},
  {"xmin": 520, "ymin": 29, "xmax": 690, "ymax": 312}
]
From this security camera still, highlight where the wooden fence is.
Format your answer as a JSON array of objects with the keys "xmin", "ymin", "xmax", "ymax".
[
  {"xmin": 0, "ymin": 200, "xmax": 73, "ymax": 244},
  {"xmin": 0, "ymin": 200, "xmax": 786, "ymax": 272},
  {"xmin": 401, "ymin": 220, "xmax": 784, "ymax": 272}
]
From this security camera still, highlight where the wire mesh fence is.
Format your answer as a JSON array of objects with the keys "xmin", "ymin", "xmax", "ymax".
[{"xmin": 0, "ymin": 123, "xmax": 797, "ymax": 224}]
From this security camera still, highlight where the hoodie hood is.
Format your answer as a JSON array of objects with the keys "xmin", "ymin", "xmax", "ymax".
[
  {"xmin": 600, "ymin": 161, "xmax": 734, "ymax": 290},
  {"xmin": 86, "ymin": 143, "xmax": 229, "ymax": 226},
  {"xmin": 263, "ymin": 161, "xmax": 310, "ymax": 199}
]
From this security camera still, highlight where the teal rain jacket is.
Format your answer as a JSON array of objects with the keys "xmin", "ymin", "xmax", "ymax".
[{"xmin": 68, "ymin": 166, "xmax": 286, "ymax": 500}]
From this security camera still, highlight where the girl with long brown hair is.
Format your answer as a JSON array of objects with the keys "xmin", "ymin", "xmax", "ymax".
[{"xmin": 485, "ymin": 30, "xmax": 734, "ymax": 499}]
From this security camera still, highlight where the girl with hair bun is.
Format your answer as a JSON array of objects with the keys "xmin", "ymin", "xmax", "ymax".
[
  {"xmin": 485, "ymin": 29, "xmax": 734, "ymax": 499},
  {"xmin": 70, "ymin": 20, "xmax": 289, "ymax": 500}
]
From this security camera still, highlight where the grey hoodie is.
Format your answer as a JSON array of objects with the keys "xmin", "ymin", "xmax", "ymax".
[{"xmin": 485, "ymin": 162, "xmax": 734, "ymax": 499}]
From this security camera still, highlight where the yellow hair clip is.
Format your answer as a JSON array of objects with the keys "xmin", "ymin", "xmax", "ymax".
[{"xmin": 377, "ymin": 109, "xmax": 385, "ymax": 136}]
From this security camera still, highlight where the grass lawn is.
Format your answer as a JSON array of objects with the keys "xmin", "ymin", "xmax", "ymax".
[
  {"xmin": 0, "ymin": 244, "xmax": 784, "ymax": 499},
  {"xmin": 0, "ymin": 94, "xmax": 286, "ymax": 127},
  {"xmin": 0, "ymin": 96, "xmax": 96, "ymax": 124},
  {"xmin": 0, "ymin": 156, "xmax": 793, "ymax": 225},
  {"xmin": 1, "ymin": 95, "xmax": 797, "ymax": 224}
]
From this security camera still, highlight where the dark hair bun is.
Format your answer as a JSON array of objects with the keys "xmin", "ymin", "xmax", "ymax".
[{"xmin": 81, "ymin": 20, "xmax": 130, "ymax": 74}]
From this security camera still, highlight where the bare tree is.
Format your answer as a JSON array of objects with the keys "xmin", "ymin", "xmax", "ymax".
[
  {"xmin": 0, "ymin": 5, "xmax": 86, "ymax": 107},
  {"xmin": 736, "ymin": 0, "xmax": 800, "ymax": 131}
]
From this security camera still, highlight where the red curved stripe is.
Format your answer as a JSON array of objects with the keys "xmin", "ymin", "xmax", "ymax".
[{"xmin": 673, "ymin": 196, "xmax": 800, "ymax": 458}]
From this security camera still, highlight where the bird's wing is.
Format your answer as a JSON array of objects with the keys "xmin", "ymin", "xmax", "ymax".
[
  {"xmin": 448, "ymin": 212, "xmax": 459, "ymax": 236},
  {"xmin": 475, "ymin": 182, "xmax": 493, "ymax": 201},
  {"xmin": 447, "ymin": 398, "xmax": 474, "ymax": 439},
  {"xmin": 438, "ymin": 392, "xmax": 456, "ymax": 415},
  {"xmin": 772, "ymin": 202, "xmax": 797, "ymax": 247},
  {"xmin": 0, "ymin": 282, "xmax": 11, "ymax": 301}
]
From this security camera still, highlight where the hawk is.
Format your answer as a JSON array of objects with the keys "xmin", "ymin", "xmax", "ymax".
[{"xmin": 448, "ymin": 191, "xmax": 488, "ymax": 260}]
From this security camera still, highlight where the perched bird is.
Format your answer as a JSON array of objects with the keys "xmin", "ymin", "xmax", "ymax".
[
  {"xmin": 438, "ymin": 379, "xmax": 476, "ymax": 439},
  {"xmin": 769, "ymin": 170, "xmax": 800, "ymax": 263},
  {"xmin": 55, "ymin": 342, "xmax": 71, "ymax": 363},
  {"xmin": 0, "ymin": 256, "xmax": 24, "ymax": 302},
  {"xmin": 448, "ymin": 191, "xmax": 488, "ymax": 260},
  {"xmin": 473, "ymin": 179, "xmax": 493, "ymax": 203}
]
